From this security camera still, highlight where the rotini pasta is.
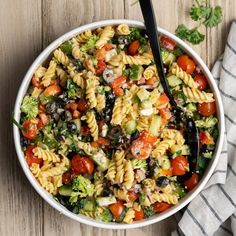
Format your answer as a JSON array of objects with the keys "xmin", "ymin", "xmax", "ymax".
[
  {"xmin": 95, "ymin": 26, "xmax": 115, "ymax": 49},
  {"xmin": 161, "ymin": 129, "xmax": 185, "ymax": 145},
  {"xmin": 183, "ymin": 87, "xmax": 215, "ymax": 103},
  {"xmin": 114, "ymin": 150, "xmax": 125, "ymax": 184},
  {"xmin": 96, "ymin": 93, "xmax": 106, "ymax": 112},
  {"xmin": 54, "ymin": 48, "xmax": 70, "ymax": 66},
  {"xmin": 116, "ymin": 24, "xmax": 130, "ymax": 35},
  {"xmin": 41, "ymin": 60, "xmax": 57, "ymax": 87},
  {"xmin": 76, "ymin": 30, "xmax": 92, "ymax": 43},
  {"xmin": 123, "ymin": 208, "xmax": 135, "ymax": 224},
  {"xmin": 152, "ymin": 139, "xmax": 175, "ymax": 158},
  {"xmin": 33, "ymin": 147, "xmax": 61, "ymax": 163},
  {"xmin": 123, "ymin": 160, "xmax": 134, "ymax": 189},
  {"xmin": 86, "ymin": 111, "xmax": 99, "ymax": 141}
]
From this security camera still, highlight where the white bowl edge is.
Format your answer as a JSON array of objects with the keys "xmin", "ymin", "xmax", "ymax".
[{"xmin": 13, "ymin": 19, "xmax": 225, "ymax": 229}]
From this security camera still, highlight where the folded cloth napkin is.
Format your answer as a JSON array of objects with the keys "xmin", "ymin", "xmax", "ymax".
[{"xmin": 172, "ymin": 20, "xmax": 236, "ymax": 236}]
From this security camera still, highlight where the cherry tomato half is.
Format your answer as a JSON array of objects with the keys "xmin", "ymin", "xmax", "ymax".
[
  {"xmin": 171, "ymin": 155, "xmax": 189, "ymax": 176},
  {"xmin": 131, "ymin": 139, "xmax": 152, "ymax": 160},
  {"xmin": 197, "ymin": 102, "xmax": 216, "ymax": 117},
  {"xmin": 160, "ymin": 36, "xmax": 176, "ymax": 50},
  {"xmin": 184, "ymin": 173, "xmax": 199, "ymax": 191},
  {"xmin": 128, "ymin": 191, "xmax": 140, "ymax": 202},
  {"xmin": 134, "ymin": 209, "xmax": 144, "ymax": 221},
  {"xmin": 194, "ymin": 74, "xmax": 208, "ymax": 90},
  {"xmin": 128, "ymin": 40, "xmax": 140, "ymax": 56},
  {"xmin": 62, "ymin": 171, "xmax": 73, "ymax": 184},
  {"xmin": 71, "ymin": 155, "xmax": 94, "ymax": 175},
  {"xmin": 22, "ymin": 120, "xmax": 38, "ymax": 140},
  {"xmin": 153, "ymin": 202, "xmax": 172, "ymax": 213},
  {"xmin": 25, "ymin": 145, "xmax": 42, "ymax": 166},
  {"xmin": 177, "ymin": 55, "xmax": 196, "ymax": 74},
  {"xmin": 199, "ymin": 131, "xmax": 214, "ymax": 145},
  {"xmin": 109, "ymin": 201, "xmax": 124, "ymax": 219},
  {"xmin": 139, "ymin": 130, "xmax": 157, "ymax": 145}
]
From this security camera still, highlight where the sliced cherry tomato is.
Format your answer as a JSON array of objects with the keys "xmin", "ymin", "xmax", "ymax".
[
  {"xmin": 81, "ymin": 125, "xmax": 90, "ymax": 135},
  {"xmin": 22, "ymin": 120, "xmax": 38, "ymax": 140},
  {"xmin": 104, "ymin": 43, "xmax": 113, "ymax": 51},
  {"xmin": 110, "ymin": 75, "xmax": 127, "ymax": 88},
  {"xmin": 160, "ymin": 36, "xmax": 176, "ymax": 50},
  {"xmin": 159, "ymin": 108, "xmax": 172, "ymax": 120},
  {"xmin": 65, "ymin": 102, "xmax": 78, "ymax": 111},
  {"xmin": 77, "ymin": 99, "xmax": 88, "ymax": 112},
  {"xmin": 82, "ymin": 157, "xmax": 95, "ymax": 175},
  {"xmin": 31, "ymin": 76, "xmax": 42, "ymax": 88},
  {"xmin": 139, "ymin": 130, "xmax": 157, "ymax": 145},
  {"xmin": 96, "ymin": 59, "xmax": 107, "ymax": 75},
  {"xmin": 25, "ymin": 145, "xmax": 42, "ymax": 166},
  {"xmin": 156, "ymin": 93, "xmax": 170, "ymax": 107},
  {"xmin": 197, "ymin": 102, "xmax": 216, "ymax": 116},
  {"xmin": 199, "ymin": 131, "xmax": 214, "ymax": 145},
  {"xmin": 109, "ymin": 201, "xmax": 124, "ymax": 219},
  {"xmin": 44, "ymin": 84, "xmax": 61, "ymax": 97},
  {"xmin": 128, "ymin": 191, "xmax": 139, "ymax": 201},
  {"xmin": 194, "ymin": 74, "xmax": 208, "ymax": 90},
  {"xmin": 72, "ymin": 110, "xmax": 81, "ymax": 119},
  {"xmin": 62, "ymin": 171, "xmax": 73, "ymax": 184},
  {"xmin": 171, "ymin": 155, "xmax": 188, "ymax": 176},
  {"xmin": 131, "ymin": 139, "xmax": 152, "ymax": 160},
  {"xmin": 37, "ymin": 119, "xmax": 43, "ymax": 130},
  {"xmin": 39, "ymin": 113, "xmax": 49, "ymax": 125},
  {"xmin": 177, "ymin": 55, "xmax": 196, "ymax": 74},
  {"xmin": 113, "ymin": 87, "xmax": 124, "ymax": 96},
  {"xmin": 146, "ymin": 76, "xmax": 157, "ymax": 85},
  {"xmin": 98, "ymin": 120, "xmax": 105, "ymax": 132},
  {"xmin": 160, "ymin": 169, "xmax": 173, "ymax": 176},
  {"xmin": 184, "ymin": 173, "xmax": 199, "ymax": 191},
  {"xmin": 96, "ymin": 137, "xmax": 110, "ymax": 146},
  {"xmin": 153, "ymin": 202, "xmax": 172, "ymax": 213},
  {"xmin": 95, "ymin": 47, "xmax": 106, "ymax": 60},
  {"xmin": 128, "ymin": 40, "xmax": 140, "ymax": 55},
  {"xmin": 91, "ymin": 141, "xmax": 100, "ymax": 148},
  {"xmin": 134, "ymin": 209, "xmax": 144, "ymax": 221}
]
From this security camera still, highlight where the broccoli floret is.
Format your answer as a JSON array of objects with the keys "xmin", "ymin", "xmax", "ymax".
[
  {"xmin": 143, "ymin": 206, "xmax": 155, "ymax": 218},
  {"xmin": 80, "ymin": 36, "xmax": 99, "ymax": 52},
  {"xmin": 195, "ymin": 116, "xmax": 218, "ymax": 128},
  {"xmin": 94, "ymin": 207, "xmax": 113, "ymax": 222},
  {"xmin": 131, "ymin": 159, "xmax": 147, "ymax": 171},
  {"xmin": 21, "ymin": 95, "xmax": 39, "ymax": 119},
  {"xmin": 60, "ymin": 40, "xmax": 73, "ymax": 55},
  {"xmin": 69, "ymin": 175, "xmax": 95, "ymax": 204},
  {"xmin": 185, "ymin": 103, "xmax": 197, "ymax": 116},
  {"xmin": 203, "ymin": 151, "xmax": 213, "ymax": 159}
]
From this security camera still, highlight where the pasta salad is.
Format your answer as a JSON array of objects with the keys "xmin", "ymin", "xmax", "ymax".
[{"xmin": 17, "ymin": 24, "xmax": 218, "ymax": 223}]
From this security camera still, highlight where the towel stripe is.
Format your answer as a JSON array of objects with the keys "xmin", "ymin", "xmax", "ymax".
[
  {"xmin": 222, "ymin": 65, "xmax": 236, "ymax": 80},
  {"xmin": 220, "ymin": 225, "xmax": 233, "ymax": 235},
  {"xmin": 219, "ymin": 87, "xmax": 236, "ymax": 101},
  {"xmin": 227, "ymin": 140, "xmax": 236, "ymax": 148},
  {"xmin": 218, "ymin": 185, "xmax": 236, "ymax": 207},
  {"xmin": 225, "ymin": 114, "xmax": 236, "ymax": 125},
  {"xmin": 199, "ymin": 193, "xmax": 222, "ymax": 222},
  {"xmin": 227, "ymin": 164, "xmax": 236, "ymax": 176},
  {"xmin": 186, "ymin": 209, "xmax": 208, "ymax": 235},
  {"xmin": 226, "ymin": 41, "xmax": 236, "ymax": 55}
]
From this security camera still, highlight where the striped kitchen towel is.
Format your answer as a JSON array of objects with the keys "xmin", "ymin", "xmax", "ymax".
[{"xmin": 172, "ymin": 20, "xmax": 236, "ymax": 236}]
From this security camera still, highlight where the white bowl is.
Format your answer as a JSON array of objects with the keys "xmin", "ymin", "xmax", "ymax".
[{"xmin": 13, "ymin": 19, "xmax": 225, "ymax": 229}]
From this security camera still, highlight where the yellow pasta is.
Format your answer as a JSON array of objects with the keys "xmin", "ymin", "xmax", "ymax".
[
  {"xmin": 86, "ymin": 111, "xmax": 99, "ymax": 141},
  {"xmin": 67, "ymin": 65, "xmax": 85, "ymax": 89},
  {"xmin": 33, "ymin": 147, "xmax": 61, "ymax": 163},
  {"xmin": 137, "ymin": 116, "xmax": 151, "ymax": 132},
  {"xmin": 77, "ymin": 141, "xmax": 98, "ymax": 156},
  {"xmin": 96, "ymin": 93, "xmax": 106, "ymax": 112},
  {"xmin": 114, "ymin": 150, "xmax": 125, "ymax": 184},
  {"xmin": 95, "ymin": 26, "xmax": 115, "ymax": 49},
  {"xmin": 183, "ymin": 87, "xmax": 215, "ymax": 103},
  {"xmin": 170, "ymin": 63, "xmax": 198, "ymax": 88},
  {"xmin": 111, "ymin": 96, "xmax": 123, "ymax": 125},
  {"xmin": 86, "ymin": 75, "xmax": 99, "ymax": 109},
  {"xmin": 116, "ymin": 24, "xmax": 130, "ymax": 35},
  {"xmin": 112, "ymin": 188, "xmax": 130, "ymax": 202},
  {"xmin": 76, "ymin": 30, "xmax": 92, "ymax": 43},
  {"xmin": 106, "ymin": 160, "xmax": 116, "ymax": 182},
  {"xmin": 31, "ymin": 87, "xmax": 43, "ymax": 98},
  {"xmin": 41, "ymin": 60, "xmax": 57, "ymax": 87},
  {"xmin": 30, "ymin": 163, "xmax": 41, "ymax": 178},
  {"xmin": 80, "ymin": 209, "xmax": 95, "ymax": 218},
  {"xmin": 150, "ymin": 192, "xmax": 178, "ymax": 205},
  {"xmin": 143, "ymin": 65, "xmax": 158, "ymax": 80},
  {"xmin": 152, "ymin": 139, "xmax": 175, "ymax": 158},
  {"xmin": 161, "ymin": 129, "xmax": 185, "ymax": 145},
  {"xmin": 123, "ymin": 160, "xmax": 134, "ymax": 189},
  {"xmin": 142, "ymin": 178, "xmax": 156, "ymax": 191},
  {"xmin": 56, "ymin": 67, "xmax": 69, "ymax": 86},
  {"xmin": 94, "ymin": 179, "xmax": 104, "ymax": 197},
  {"xmin": 123, "ymin": 208, "xmax": 135, "ymax": 224},
  {"xmin": 34, "ymin": 65, "xmax": 47, "ymax": 78},
  {"xmin": 54, "ymin": 48, "xmax": 70, "ymax": 66}
]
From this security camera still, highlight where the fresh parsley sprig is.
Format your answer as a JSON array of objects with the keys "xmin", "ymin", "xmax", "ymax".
[{"xmin": 176, "ymin": 0, "xmax": 223, "ymax": 45}]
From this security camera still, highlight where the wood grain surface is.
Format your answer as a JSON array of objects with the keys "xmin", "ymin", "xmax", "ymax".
[{"xmin": 0, "ymin": 0, "xmax": 235, "ymax": 235}]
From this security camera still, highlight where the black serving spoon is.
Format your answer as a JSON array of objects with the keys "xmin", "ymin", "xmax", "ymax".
[{"xmin": 139, "ymin": 0, "xmax": 199, "ymax": 171}]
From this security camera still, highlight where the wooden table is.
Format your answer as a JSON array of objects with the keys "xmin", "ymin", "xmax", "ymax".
[{"xmin": 1, "ymin": 0, "xmax": 235, "ymax": 235}]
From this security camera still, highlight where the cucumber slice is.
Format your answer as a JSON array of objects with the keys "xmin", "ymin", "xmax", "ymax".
[
  {"xmin": 167, "ymin": 75, "xmax": 182, "ymax": 87},
  {"xmin": 161, "ymin": 50, "xmax": 176, "ymax": 65},
  {"xmin": 137, "ymin": 88, "xmax": 150, "ymax": 101},
  {"xmin": 149, "ymin": 115, "xmax": 162, "ymax": 136},
  {"xmin": 161, "ymin": 158, "xmax": 171, "ymax": 170},
  {"xmin": 58, "ymin": 185, "xmax": 72, "ymax": 196},
  {"xmin": 141, "ymin": 99, "xmax": 152, "ymax": 109},
  {"xmin": 171, "ymin": 144, "xmax": 190, "ymax": 155},
  {"xmin": 96, "ymin": 196, "xmax": 117, "ymax": 206},
  {"xmin": 125, "ymin": 120, "xmax": 137, "ymax": 135},
  {"xmin": 174, "ymin": 184, "xmax": 186, "ymax": 198}
]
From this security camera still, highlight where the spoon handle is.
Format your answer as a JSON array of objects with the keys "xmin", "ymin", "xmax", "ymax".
[{"xmin": 139, "ymin": 0, "xmax": 176, "ymax": 107}]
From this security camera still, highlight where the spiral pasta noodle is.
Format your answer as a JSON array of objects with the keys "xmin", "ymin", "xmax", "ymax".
[
  {"xmin": 86, "ymin": 76, "xmax": 98, "ymax": 109},
  {"xmin": 137, "ymin": 116, "xmax": 151, "ymax": 132},
  {"xmin": 31, "ymin": 87, "xmax": 43, "ymax": 98},
  {"xmin": 76, "ymin": 30, "xmax": 92, "ymax": 43},
  {"xmin": 161, "ymin": 129, "xmax": 185, "ymax": 146},
  {"xmin": 30, "ymin": 163, "xmax": 41, "ymax": 178},
  {"xmin": 86, "ymin": 111, "xmax": 99, "ymax": 141},
  {"xmin": 159, "ymin": 184, "xmax": 173, "ymax": 194},
  {"xmin": 67, "ymin": 65, "xmax": 85, "ymax": 89},
  {"xmin": 54, "ymin": 48, "xmax": 70, "ymax": 66},
  {"xmin": 94, "ymin": 179, "xmax": 104, "ymax": 197},
  {"xmin": 169, "ymin": 63, "xmax": 198, "ymax": 88},
  {"xmin": 123, "ymin": 208, "xmax": 135, "ymax": 224},
  {"xmin": 143, "ymin": 65, "xmax": 158, "ymax": 80},
  {"xmin": 106, "ymin": 160, "xmax": 116, "ymax": 182},
  {"xmin": 33, "ymin": 147, "xmax": 61, "ymax": 163},
  {"xmin": 114, "ymin": 150, "xmax": 125, "ymax": 184},
  {"xmin": 183, "ymin": 87, "xmax": 215, "ymax": 103},
  {"xmin": 56, "ymin": 67, "xmax": 69, "ymax": 86},
  {"xmin": 96, "ymin": 93, "xmax": 106, "ymax": 112},
  {"xmin": 116, "ymin": 24, "xmax": 130, "ymax": 35},
  {"xmin": 111, "ymin": 96, "xmax": 123, "ymax": 125},
  {"xmin": 123, "ymin": 160, "xmax": 134, "ymax": 189},
  {"xmin": 150, "ymin": 192, "xmax": 178, "ymax": 205},
  {"xmin": 41, "ymin": 60, "xmax": 57, "ymax": 87},
  {"xmin": 95, "ymin": 26, "xmax": 115, "ymax": 49},
  {"xmin": 80, "ymin": 209, "xmax": 95, "ymax": 218},
  {"xmin": 34, "ymin": 65, "xmax": 46, "ymax": 78},
  {"xmin": 150, "ymin": 88, "xmax": 161, "ymax": 104},
  {"xmin": 142, "ymin": 178, "xmax": 156, "ymax": 191},
  {"xmin": 77, "ymin": 141, "xmax": 98, "ymax": 156},
  {"xmin": 112, "ymin": 188, "xmax": 130, "ymax": 202},
  {"xmin": 152, "ymin": 139, "xmax": 175, "ymax": 158}
]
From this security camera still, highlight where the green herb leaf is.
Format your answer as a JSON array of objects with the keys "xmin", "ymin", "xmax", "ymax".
[
  {"xmin": 60, "ymin": 40, "xmax": 73, "ymax": 55},
  {"xmin": 175, "ymin": 24, "xmax": 205, "ymax": 45},
  {"xmin": 190, "ymin": 5, "xmax": 211, "ymax": 21},
  {"xmin": 80, "ymin": 36, "xmax": 99, "ymax": 53},
  {"xmin": 204, "ymin": 6, "xmax": 223, "ymax": 27},
  {"xmin": 21, "ymin": 95, "xmax": 39, "ymax": 119}
]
